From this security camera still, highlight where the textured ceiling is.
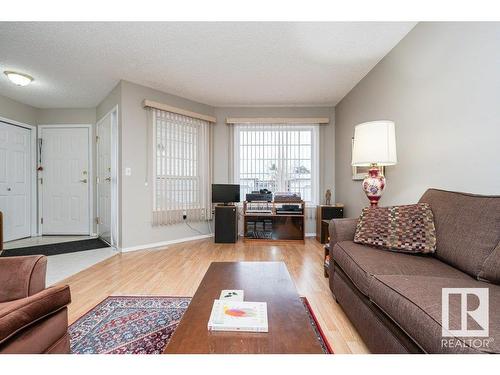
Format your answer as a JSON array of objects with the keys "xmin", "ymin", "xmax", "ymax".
[{"xmin": 0, "ymin": 22, "xmax": 415, "ymax": 108}]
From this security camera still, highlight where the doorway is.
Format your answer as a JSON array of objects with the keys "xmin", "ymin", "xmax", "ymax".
[
  {"xmin": 0, "ymin": 120, "xmax": 35, "ymax": 242},
  {"xmin": 38, "ymin": 125, "xmax": 92, "ymax": 235},
  {"xmin": 96, "ymin": 107, "xmax": 118, "ymax": 247}
]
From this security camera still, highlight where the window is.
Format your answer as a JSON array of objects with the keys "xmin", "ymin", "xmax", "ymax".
[
  {"xmin": 233, "ymin": 124, "xmax": 319, "ymax": 203},
  {"xmin": 152, "ymin": 109, "xmax": 211, "ymax": 225}
]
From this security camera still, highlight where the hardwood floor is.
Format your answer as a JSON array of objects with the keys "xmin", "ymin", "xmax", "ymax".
[{"xmin": 57, "ymin": 238, "xmax": 369, "ymax": 354}]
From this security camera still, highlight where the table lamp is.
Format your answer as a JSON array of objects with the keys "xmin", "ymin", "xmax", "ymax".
[{"xmin": 351, "ymin": 120, "xmax": 397, "ymax": 206}]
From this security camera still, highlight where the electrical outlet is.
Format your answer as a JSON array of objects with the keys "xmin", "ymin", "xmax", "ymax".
[{"xmin": 125, "ymin": 167, "xmax": 132, "ymax": 176}]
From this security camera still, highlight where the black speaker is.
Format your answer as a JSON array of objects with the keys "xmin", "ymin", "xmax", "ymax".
[
  {"xmin": 214, "ymin": 205, "xmax": 238, "ymax": 243},
  {"xmin": 316, "ymin": 205, "xmax": 344, "ymax": 243},
  {"xmin": 321, "ymin": 206, "xmax": 344, "ymax": 220}
]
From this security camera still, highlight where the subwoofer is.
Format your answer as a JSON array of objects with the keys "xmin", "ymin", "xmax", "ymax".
[
  {"xmin": 214, "ymin": 205, "xmax": 238, "ymax": 243},
  {"xmin": 316, "ymin": 205, "xmax": 344, "ymax": 243}
]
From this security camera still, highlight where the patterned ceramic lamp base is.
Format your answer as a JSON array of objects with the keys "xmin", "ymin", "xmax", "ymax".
[{"xmin": 362, "ymin": 164, "xmax": 386, "ymax": 206}]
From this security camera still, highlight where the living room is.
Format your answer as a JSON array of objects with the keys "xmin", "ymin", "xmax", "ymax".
[{"xmin": 1, "ymin": 0, "xmax": 499, "ymax": 373}]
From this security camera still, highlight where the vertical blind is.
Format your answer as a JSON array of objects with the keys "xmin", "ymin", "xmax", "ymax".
[
  {"xmin": 152, "ymin": 109, "xmax": 211, "ymax": 225},
  {"xmin": 232, "ymin": 123, "xmax": 320, "ymax": 203}
]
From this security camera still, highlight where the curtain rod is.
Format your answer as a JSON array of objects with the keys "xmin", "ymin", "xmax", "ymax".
[
  {"xmin": 143, "ymin": 100, "xmax": 217, "ymax": 123},
  {"xmin": 225, "ymin": 117, "xmax": 330, "ymax": 124}
]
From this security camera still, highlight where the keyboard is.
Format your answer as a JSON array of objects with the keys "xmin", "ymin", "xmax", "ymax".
[{"xmin": 245, "ymin": 231, "xmax": 273, "ymax": 239}]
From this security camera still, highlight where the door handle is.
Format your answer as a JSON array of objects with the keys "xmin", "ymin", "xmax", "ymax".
[
  {"xmin": 6, "ymin": 187, "xmax": 11, "ymax": 191},
  {"xmin": 79, "ymin": 179, "xmax": 88, "ymax": 183},
  {"xmin": 105, "ymin": 177, "xmax": 111, "ymax": 182}
]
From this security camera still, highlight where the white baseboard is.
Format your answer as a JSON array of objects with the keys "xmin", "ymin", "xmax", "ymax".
[{"xmin": 120, "ymin": 233, "xmax": 214, "ymax": 253}]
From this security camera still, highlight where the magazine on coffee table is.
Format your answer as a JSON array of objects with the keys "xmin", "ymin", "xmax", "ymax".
[{"xmin": 208, "ymin": 300, "xmax": 268, "ymax": 332}]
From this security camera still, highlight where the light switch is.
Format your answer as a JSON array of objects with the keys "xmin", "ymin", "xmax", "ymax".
[{"xmin": 125, "ymin": 167, "xmax": 132, "ymax": 176}]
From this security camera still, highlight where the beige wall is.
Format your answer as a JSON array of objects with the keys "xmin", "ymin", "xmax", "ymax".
[
  {"xmin": 1, "ymin": 83, "xmax": 337, "ymax": 246},
  {"xmin": 0, "ymin": 95, "xmax": 99, "ymax": 235},
  {"xmin": 95, "ymin": 82, "xmax": 123, "ymax": 244},
  {"xmin": 213, "ymin": 106, "xmax": 335, "ymax": 193},
  {"xmin": 117, "ymin": 83, "xmax": 338, "ymax": 246},
  {"xmin": 119, "ymin": 80, "xmax": 216, "ymax": 248},
  {"xmin": 0, "ymin": 94, "xmax": 96, "ymax": 126},
  {"xmin": 0, "ymin": 93, "xmax": 37, "ymax": 125},
  {"xmin": 36, "ymin": 108, "xmax": 99, "ymax": 233},
  {"xmin": 97, "ymin": 82, "xmax": 122, "ymax": 122},
  {"xmin": 213, "ymin": 106, "xmax": 335, "ymax": 233},
  {"xmin": 11, "ymin": 23, "xmax": 498, "ymax": 247},
  {"xmin": 335, "ymin": 22, "xmax": 500, "ymax": 218},
  {"xmin": 37, "ymin": 108, "xmax": 96, "ymax": 125}
]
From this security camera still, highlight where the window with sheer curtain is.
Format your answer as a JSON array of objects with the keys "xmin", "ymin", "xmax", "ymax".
[
  {"xmin": 152, "ymin": 109, "xmax": 211, "ymax": 225},
  {"xmin": 232, "ymin": 123, "xmax": 319, "ymax": 203}
]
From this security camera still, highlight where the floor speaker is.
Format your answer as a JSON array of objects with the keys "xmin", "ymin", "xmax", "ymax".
[
  {"xmin": 214, "ymin": 205, "xmax": 238, "ymax": 243},
  {"xmin": 316, "ymin": 205, "xmax": 344, "ymax": 243}
]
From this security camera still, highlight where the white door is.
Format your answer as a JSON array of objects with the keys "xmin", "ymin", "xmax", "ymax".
[
  {"xmin": 97, "ymin": 115, "xmax": 112, "ymax": 244},
  {"xmin": 0, "ymin": 122, "xmax": 31, "ymax": 241},
  {"xmin": 41, "ymin": 127, "xmax": 90, "ymax": 234}
]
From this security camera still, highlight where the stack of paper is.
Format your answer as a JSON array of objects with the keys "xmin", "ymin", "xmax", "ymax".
[{"xmin": 207, "ymin": 290, "xmax": 268, "ymax": 332}]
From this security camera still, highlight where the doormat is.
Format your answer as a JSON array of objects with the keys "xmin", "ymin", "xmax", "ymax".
[{"xmin": 0, "ymin": 238, "xmax": 110, "ymax": 257}]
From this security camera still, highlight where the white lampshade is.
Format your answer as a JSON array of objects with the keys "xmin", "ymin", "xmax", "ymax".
[{"xmin": 351, "ymin": 120, "xmax": 397, "ymax": 167}]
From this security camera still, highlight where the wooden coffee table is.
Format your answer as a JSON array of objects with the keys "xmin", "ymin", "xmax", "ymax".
[{"xmin": 164, "ymin": 261, "xmax": 324, "ymax": 354}]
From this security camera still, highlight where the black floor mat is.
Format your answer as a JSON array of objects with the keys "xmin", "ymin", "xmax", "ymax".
[{"xmin": 0, "ymin": 238, "xmax": 110, "ymax": 257}]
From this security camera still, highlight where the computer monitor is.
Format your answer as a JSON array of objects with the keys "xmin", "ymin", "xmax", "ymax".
[{"xmin": 212, "ymin": 184, "xmax": 240, "ymax": 205}]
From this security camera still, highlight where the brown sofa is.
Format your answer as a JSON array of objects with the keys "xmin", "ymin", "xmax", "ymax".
[
  {"xmin": 0, "ymin": 255, "xmax": 71, "ymax": 353},
  {"xmin": 329, "ymin": 188, "xmax": 500, "ymax": 353}
]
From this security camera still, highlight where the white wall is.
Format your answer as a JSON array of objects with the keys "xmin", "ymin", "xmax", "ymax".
[{"xmin": 335, "ymin": 22, "xmax": 500, "ymax": 218}]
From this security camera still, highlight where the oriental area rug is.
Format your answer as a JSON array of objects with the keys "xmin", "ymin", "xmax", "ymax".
[{"xmin": 69, "ymin": 295, "xmax": 332, "ymax": 354}]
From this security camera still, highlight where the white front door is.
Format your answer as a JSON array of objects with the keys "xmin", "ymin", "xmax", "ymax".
[
  {"xmin": 40, "ymin": 127, "xmax": 90, "ymax": 235},
  {"xmin": 0, "ymin": 122, "xmax": 31, "ymax": 241},
  {"xmin": 97, "ymin": 115, "xmax": 111, "ymax": 244}
]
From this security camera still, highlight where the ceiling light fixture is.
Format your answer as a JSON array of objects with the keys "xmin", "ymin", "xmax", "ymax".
[{"xmin": 4, "ymin": 71, "xmax": 34, "ymax": 86}]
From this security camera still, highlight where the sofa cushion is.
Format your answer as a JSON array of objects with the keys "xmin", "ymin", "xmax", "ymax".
[
  {"xmin": 0, "ymin": 285, "xmax": 71, "ymax": 344},
  {"xmin": 369, "ymin": 274, "xmax": 499, "ymax": 353},
  {"xmin": 332, "ymin": 241, "xmax": 470, "ymax": 296},
  {"xmin": 419, "ymin": 188, "xmax": 500, "ymax": 279},
  {"xmin": 354, "ymin": 203, "xmax": 436, "ymax": 254},
  {"xmin": 478, "ymin": 243, "xmax": 500, "ymax": 285}
]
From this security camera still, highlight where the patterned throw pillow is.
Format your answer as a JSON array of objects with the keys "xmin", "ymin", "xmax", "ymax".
[{"xmin": 354, "ymin": 203, "xmax": 437, "ymax": 254}]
